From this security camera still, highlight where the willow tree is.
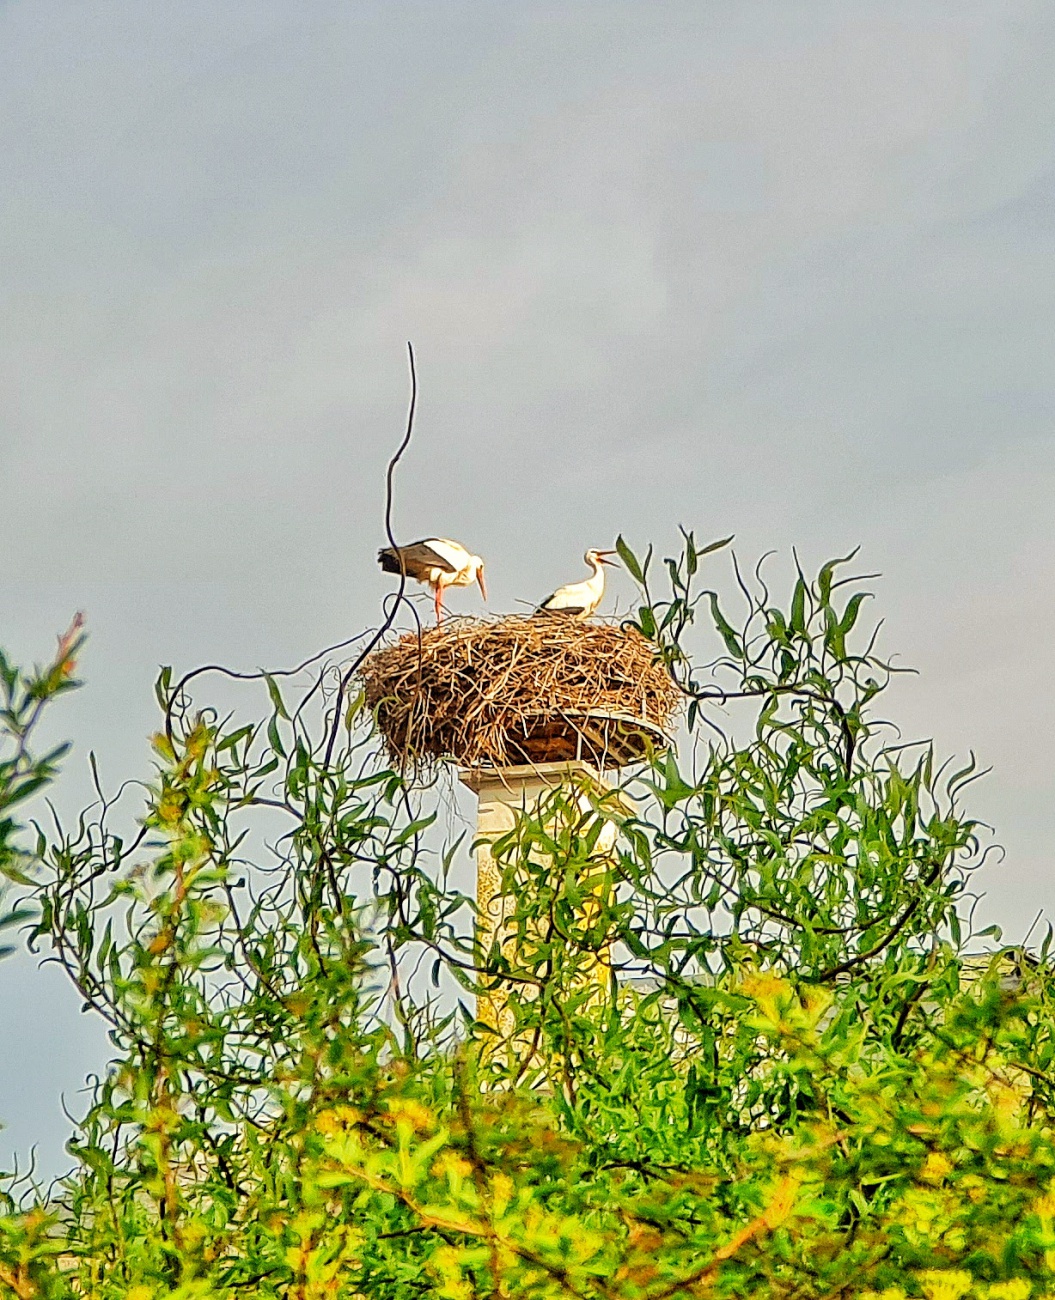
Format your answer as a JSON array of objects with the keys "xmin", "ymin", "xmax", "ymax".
[{"xmin": 2, "ymin": 545, "xmax": 1054, "ymax": 1300}]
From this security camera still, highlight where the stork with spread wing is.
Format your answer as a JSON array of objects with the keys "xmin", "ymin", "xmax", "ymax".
[{"xmin": 378, "ymin": 537, "xmax": 487, "ymax": 621}]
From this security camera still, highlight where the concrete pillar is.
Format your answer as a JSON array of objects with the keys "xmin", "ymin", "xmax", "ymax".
[{"xmin": 459, "ymin": 760, "xmax": 622, "ymax": 1040}]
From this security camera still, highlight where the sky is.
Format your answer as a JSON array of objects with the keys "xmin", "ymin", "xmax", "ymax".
[{"xmin": 2, "ymin": 0, "xmax": 1054, "ymax": 1176}]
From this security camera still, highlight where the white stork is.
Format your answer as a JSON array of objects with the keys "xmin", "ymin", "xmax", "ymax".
[
  {"xmin": 378, "ymin": 537, "xmax": 487, "ymax": 621},
  {"xmin": 536, "ymin": 549, "xmax": 618, "ymax": 619}
]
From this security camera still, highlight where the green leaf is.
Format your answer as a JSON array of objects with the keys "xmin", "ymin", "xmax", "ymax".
[
  {"xmin": 263, "ymin": 673, "xmax": 291, "ymax": 720},
  {"xmin": 818, "ymin": 548, "xmax": 860, "ymax": 605},
  {"xmin": 216, "ymin": 724, "xmax": 254, "ymax": 754},
  {"xmin": 266, "ymin": 714, "xmax": 286, "ymax": 758},
  {"xmin": 393, "ymin": 813, "xmax": 438, "ymax": 846},
  {"xmin": 708, "ymin": 593, "xmax": 742, "ymax": 657},
  {"xmin": 838, "ymin": 591, "xmax": 870, "ymax": 637},
  {"xmin": 316, "ymin": 1171, "xmax": 357, "ymax": 1188},
  {"xmin": 0, "ymin": 907, "xmax": 36, "ymax": 931},
  {"xmin": 615, "ymin": 535, "xmax": 645, "ymax": 585},
  {"xmin": 155, "ymin": 665, "xmax": 173, "ymax": 709},
  {"xmin": 697, "ymin": 534, "xmax": 734, "ymax": 558},
  {"xmin": 766, "ymin": 609, "xmax": 790, "ymax": 647},
  {"xmin": 790, "ymin": 578, "xmax": 807, "ymax": 634}
]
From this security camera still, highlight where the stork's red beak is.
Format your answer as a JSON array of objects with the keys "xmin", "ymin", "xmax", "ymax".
[
  {"xmin": 477, "ymin": 567, "xmax": 488, "ymax": 601},
  {"xmin": 597, "ymin": 550, "xmax": 619, "ymax": 567}
]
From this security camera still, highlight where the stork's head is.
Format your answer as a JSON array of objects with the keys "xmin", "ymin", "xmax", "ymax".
[
  {"xmin": 585, "ymin": 548, "xmax": 618, "ymax": 568},
  {"xmin": 471, "ymin": 555, "xmax": 487, "ymax": 601}
]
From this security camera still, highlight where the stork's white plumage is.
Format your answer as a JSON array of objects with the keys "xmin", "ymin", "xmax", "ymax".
[
  {"xmin": 378, "ymin": 537, "xmax": 487, "ymax": 621},
  {"xmin": 536, "ymin": 549, "xmax": 618, "ymax": 619}
]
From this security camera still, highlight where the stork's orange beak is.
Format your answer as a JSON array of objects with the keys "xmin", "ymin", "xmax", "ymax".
[
  {"xmin": 597, "ymin": 550, "xmax": 619, "ymax": 567},
  {"xmin": 477, "ymin": 567, "xmax": 488, "ymax": 601}
]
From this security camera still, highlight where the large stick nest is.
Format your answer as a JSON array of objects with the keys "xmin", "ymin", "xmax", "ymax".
[{"xmin": 359, "ymin": 615, "xmax": 681, "ymax": 773}]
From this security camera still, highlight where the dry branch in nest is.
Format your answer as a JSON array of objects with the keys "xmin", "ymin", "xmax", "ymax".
[{"xmin": 359, "ymin": 615, "xmax": 681, "ymax": 773}]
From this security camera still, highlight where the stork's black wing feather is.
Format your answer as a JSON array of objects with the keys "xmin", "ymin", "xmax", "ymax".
[
  {"xmin": 534, "ymin": 597, "xmax": 584, "ymax": 616},
  {"xmin": 377, "ymin": 539, "xmax": 457, "ymax": 576}
]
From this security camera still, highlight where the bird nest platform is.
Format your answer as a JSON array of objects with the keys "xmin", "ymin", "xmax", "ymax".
[{"xmin": 359, "ymin": 615, "xmax": 681, "ymax": 774}]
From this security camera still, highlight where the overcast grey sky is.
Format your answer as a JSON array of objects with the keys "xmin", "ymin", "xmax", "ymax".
[{"xmin": 2, "ymin": 0, "xmax": 1054, "ymax": 1175}]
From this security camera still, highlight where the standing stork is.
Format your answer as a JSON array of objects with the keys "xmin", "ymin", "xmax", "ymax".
[
  {"xmin": 536, "ymin": 549, "xmax": 618, "ymax": 619},
  {"xmin": 378, "ymin": 537, "xmax": 487, "ymax": 621}
]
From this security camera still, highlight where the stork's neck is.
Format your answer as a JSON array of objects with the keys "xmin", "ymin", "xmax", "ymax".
[{"xmin": 585, "ymin": 556, "xmax": 606, "ymax": 598}]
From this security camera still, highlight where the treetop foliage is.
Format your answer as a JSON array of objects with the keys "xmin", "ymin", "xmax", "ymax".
[{"xmin": 1, "ymin": 543, "xmax": 1054, "ymax": 1300}]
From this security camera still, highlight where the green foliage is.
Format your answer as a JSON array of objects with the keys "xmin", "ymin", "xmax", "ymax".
[
  {"xmin": 0, "ymin": 614, "xmax": 84, "ymax": 958},
  {"xmin": 2, "ymin": 552, "xmax": 1055, "ymax": 1299}
]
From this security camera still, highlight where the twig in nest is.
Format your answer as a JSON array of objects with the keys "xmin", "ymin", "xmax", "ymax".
[{"xmin": 360, "ymin": 615, "xmax": 680, "ymax": 773}]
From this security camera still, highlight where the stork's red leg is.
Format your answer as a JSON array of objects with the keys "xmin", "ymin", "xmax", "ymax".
[{"xmin": 434, "ymin": 584, "xmax": 444, "ymax": 622}]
